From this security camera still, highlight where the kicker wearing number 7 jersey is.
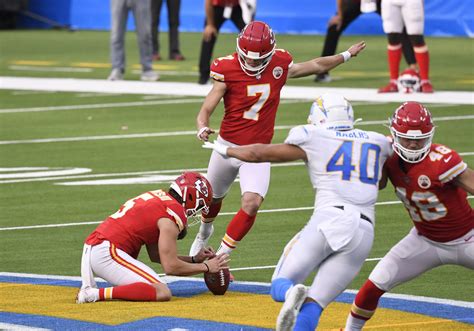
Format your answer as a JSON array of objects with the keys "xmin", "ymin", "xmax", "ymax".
[{"xmin": 190, "ymin": 21, "xmax": 367, "ymax": 264}]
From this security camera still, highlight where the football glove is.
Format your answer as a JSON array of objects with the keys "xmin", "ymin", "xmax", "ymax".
[{"xmin": 202, "ymin": 141, "xmax": 228, "ymax": 156}]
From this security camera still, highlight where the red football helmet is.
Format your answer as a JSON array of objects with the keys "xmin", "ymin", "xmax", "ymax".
[
  {"xmin": 170, "ymin": 172, "xmax": 213, "ymax": 221},
  {"xmin": 389, "ymin": 102, "xmax": 435, "ymax": 163},
  {"xmin": 397, "ymin": 68, "xmax": 421, "ymax": 93},
  {"xmin": 236, "ymin": 21, "xmax": 276, "ymax": 76}
]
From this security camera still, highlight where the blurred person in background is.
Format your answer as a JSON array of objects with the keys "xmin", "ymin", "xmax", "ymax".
[
  {"xmin": 197, "ymin": 0, "xmax": 256, "ymax": 85},
  {"xmin": 315, "ymin": 0, "xmax": 416, "ymax": 83},
  {"xmin": 378, "ymin": 0, "xmax": 433, "ymax": 93},
  {"xmin": 108, "ymin": 0, "xmax": 159, "ymax": 81},
  {"xmin": 151, "ymin": 0, "xmax": 185, "ymax": 61}
]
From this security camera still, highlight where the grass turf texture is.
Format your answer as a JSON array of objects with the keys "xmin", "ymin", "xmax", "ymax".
[
  {"xmin": 0, "ymin": 31, "xmax": 473, "ymax": 330},
  {"xmin": 0, "ymin": 30, "xmax": 473, "ymax": 90}
]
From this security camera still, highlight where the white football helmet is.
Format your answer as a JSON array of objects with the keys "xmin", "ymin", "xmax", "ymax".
[{"xmin": 307, "ymin": 93, "xmax": 354, "ymax": 130}]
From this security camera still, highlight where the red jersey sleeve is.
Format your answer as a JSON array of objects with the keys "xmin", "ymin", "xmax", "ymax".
[
  {"xmin": 434, "ymin": 147, "xmax": 467, "ymax": 184},
  {"xmin": 276, "ymin": 48, "xmax": 293, "ymax": 68},
  {"xmin": 210, "ymin": 54, "xmax": 235, "ymax": 82},
  {"xmin": 164, "ymin": 203, "xmax": 187, "ymax": 232}
]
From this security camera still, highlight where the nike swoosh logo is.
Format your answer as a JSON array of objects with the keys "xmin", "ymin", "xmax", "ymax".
[
  {"xmin": 444, "ymin": 155, "xmax": 453, "ymax": 163},
  {"xmin": 465, "ymin": 235, "xmax": 473, "ymax": 242},
  {"xmin": 213, "ymin": 61, "xmax": 219, "ymax": 66}
]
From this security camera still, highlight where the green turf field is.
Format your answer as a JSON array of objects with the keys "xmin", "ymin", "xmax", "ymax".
[
  {"xmin": 0, "ymin": 30, "xmax": 473, "ymax": 90},
  {"xmin": 0, "ymin": 30, "xmax": 473, "ymax": 308}
]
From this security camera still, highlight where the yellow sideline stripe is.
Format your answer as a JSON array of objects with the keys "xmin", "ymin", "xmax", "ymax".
[
  {"xmin": 11, "ymin": 60, "xmax": 57, "ymax": 66},
  {"xmin": 0, "ymin": 283, "xmax": 470, "ymax": 330},
  {"xmin": 72, "ymin": 62, "xmax": 110, "ymax": 68}
]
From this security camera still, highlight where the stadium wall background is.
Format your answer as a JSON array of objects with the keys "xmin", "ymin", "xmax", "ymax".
[{"xmin": 15, "ymin": 0, "xmax": 474, "ymax": 37}]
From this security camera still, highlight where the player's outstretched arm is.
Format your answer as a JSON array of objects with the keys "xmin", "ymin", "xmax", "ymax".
[
  {"xmin": 288, "ymin": 41, "xmax": 366, "ymax": 78},
  {"xmin": 454, "ymin": 167, "xmax": 474, "ymax": 194},
  {"xmin": 203, "ymin": 141, "xmax": 307, "ymax": 162},
  {"xmin": 196, "ymin": 80, "xmax": 226, "ymax": 141}
]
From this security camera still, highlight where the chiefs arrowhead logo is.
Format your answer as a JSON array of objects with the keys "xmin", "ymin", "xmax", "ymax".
[
  {"xmin": 417, "ymin": 175, "xmax": 431, "ymax": 189},
  {"xmin": 273, "ymin": 66, "xmax": 283, "ymax": 79}
]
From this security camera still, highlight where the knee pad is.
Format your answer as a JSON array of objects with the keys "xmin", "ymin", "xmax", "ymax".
[
  {"xmin": 387, "ymin": 33, "xmax": 402, "ymax": 45},
  {"xmin": 409, "ymin": 34, "xmax": 425, "ymax": 47},
  {"xmin": 270, "ymin": 278, "xmax": 294, "ymax": 302}
]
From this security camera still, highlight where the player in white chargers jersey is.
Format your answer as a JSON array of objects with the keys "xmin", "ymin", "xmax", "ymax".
[{"xmin": 202, "ymin": 92, "xmax": 392, "ymax": 331}]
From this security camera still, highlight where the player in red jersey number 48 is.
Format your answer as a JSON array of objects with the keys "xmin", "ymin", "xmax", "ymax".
[
  {"xmin": 190, "ymin": 20, "xmax": 366, "ymax": 265},
  {"xmin": 344, "ymin": 102, "xmax": 474, "ymax": 330},
  {"xmin": 76, "ymin": 172, "xmax": 229, "ymax": 304}
]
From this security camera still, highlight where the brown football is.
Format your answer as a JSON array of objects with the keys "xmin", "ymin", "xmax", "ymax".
[{"xmin": 204, "ymin": 268, "xmax": 230, "ymax": 295}]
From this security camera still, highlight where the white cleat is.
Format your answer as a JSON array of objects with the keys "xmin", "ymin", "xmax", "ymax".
[
  {"xmin": 76, "ymin": 286, "xmax": 100, "ymax": 304},
  {"xmin": 189, "ymin": 225, "xmax": 214, "ymax": 256},
  {"xmin": 276, "ymin": 284, "xmax": 308, "ymax": 331}
]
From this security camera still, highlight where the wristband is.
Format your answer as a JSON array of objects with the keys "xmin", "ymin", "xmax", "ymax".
[
  {"xmin": 340, "ymin": 51, "xmax": 351, "ymax": 63},
  {"xmin": 197, "ymin": 127, "xmax": 209, "ymax": 140},
  {"xmin": 203, "ymin": 262, "xmax": 210, "ymax": 272},
  {"xmin": 191, "ymin": 256, "xmax": 196, "ymax": 263}
]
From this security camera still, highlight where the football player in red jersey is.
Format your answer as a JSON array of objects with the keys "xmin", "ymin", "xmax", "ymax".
[
  {"xmin": 76, "ymin": 172, "xmax": 229, "ymax": 304},
  {"xmin": 344, "ymin": 102, "xmax": 474, "ymax": 330},
  {"xmin": 189, "ymin": 21, "xmax": 366, "ymax": 265}
]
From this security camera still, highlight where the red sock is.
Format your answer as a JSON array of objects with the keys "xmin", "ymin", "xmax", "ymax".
[
  {"xmin": 222, "ymin": 209, "xmax": 256, "ymax": 249},
  {"xmin": 387, "ymin": 44, "xmax": 402, "ymax": 80},
  {"xmin": 414, "ymin": 45, "xmax": 430, "ymax": 80},
  {"xmin": 203, "ymin": 201, "xmax": 222, "ymax": 219},
  {"xmin": 350, "ymin": 280, "xmax": 386, "ymax": 319},
  {"xmin": 99, "ymin": 282, "xmax": 157, "ymax": 301}
]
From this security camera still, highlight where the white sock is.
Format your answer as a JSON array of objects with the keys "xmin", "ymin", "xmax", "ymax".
[
  {"xmin": 216, "ymin": 243, "xmax": 233, "ymax": 256},
  {"xmin": 345, "ymin": 314, "xmax": 366, "ymax": 331},
  {"xmin": 199, "ymin": 220, "xmax": 214, "ymax": 238}
]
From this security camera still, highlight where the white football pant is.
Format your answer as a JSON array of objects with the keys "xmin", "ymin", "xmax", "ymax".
[
  {"xmin": 382, "ymin": 0, "xmax": 424, "ymax": 35},
  {"xmin": 369, "ymin": 228, "xmax": 474, "ymax": 292},
  {"xmin": 206, "ymin": 136, "xmax": 271, "ymax": 199},
  {"xmin": 272, "ymin": 206, "xmax": 374, "ymax": 308},
  {"xmin": 82, "ymin": 241, "xmax": 164, "ymax": 287}
]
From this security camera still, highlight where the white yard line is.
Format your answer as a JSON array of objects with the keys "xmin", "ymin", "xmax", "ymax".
[
  {"xmin": 1, "ymin": 76, "xmax": 473, "ymax": 104},
  {"xmin": 0, "ymin": 114, "xmax": 473, "ymax": 145},
  {"xmin": 2, "ymin": 197, "xmax": 473, "ymax": 232},
  {"xmin": 0, "ymin": 323, "xmax": 50, "ymax": 331},
  {"xmin": 0, "ymin": 98, "xmax": 203, "ymax": 114},
  {"xmin": 8, "ymin": 65, "xmax": 93, "ymax": 72},
  {"xmin": 0, "ymin": 130, "xmax": 197, "ymax": 145}
]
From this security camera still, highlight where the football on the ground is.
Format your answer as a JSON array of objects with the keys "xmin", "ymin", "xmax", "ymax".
[{"xmin": 204, "ymin": 268, "xmax": 230, "ymax": 295}]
